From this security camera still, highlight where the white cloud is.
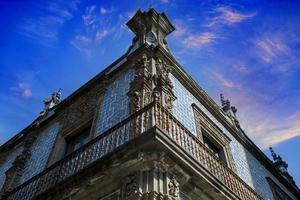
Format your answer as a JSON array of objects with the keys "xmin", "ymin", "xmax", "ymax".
[
  {"xmin": 100, "ymin": 7, "xmax": 110, "ymax": 15},
  {"xmin": 172, "ymin": 6, "xmax": 256, "ymax": 52},
  {"xmin": 10, "ymin": 83, "xmax": 32, "ymax": 99},
  {"xmin": 172, "ymin": 19, "xmax": 189, "ymax": 37},
  {"xmin": 19, "ymin": 0, "xmax": 79, "ymax": 43},
  {"xmin": 96, "ymin": 30, "xmax": 109, "ymax": 41},
  {"xmin": 70, "ymin": 35, "xmax": 92, "ymax": 56},
  {"xmin": 183, "ymin": 32, "xmax": 218, "ymax": 49},
  {"xmin": 82, "ymin": 5, "xmax": 97, "ymax": 27},
  {"xmin": 207, "ymin": 6, "xmax": 256, "ymax": 27},
  {"xmin": 160, "ymin": 0, "xmax": 169, "ymax": 3},
  {"xmin": 213, "ymin": 72, "xmax": 241, "ymax": 89},
  {"xmin": 244, "ymin": 112, "xmax": 300, "ymax": 149},
  {"xmin": 256, "ymin": 37, "xmax": 290, "ymax": 63}
]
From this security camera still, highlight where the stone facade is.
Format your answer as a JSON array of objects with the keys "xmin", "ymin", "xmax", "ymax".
[{"xmin": 19, "ymin": 122, "xmax": 59, "ymax": 184}]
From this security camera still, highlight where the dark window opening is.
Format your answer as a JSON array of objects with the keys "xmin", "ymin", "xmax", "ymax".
[
  {"xmin": 203, "ymin": 135, "xmax": 226, "ymax": 162},
  {"xmin": 64, "ymin": 126, "xmax": 91, "ymax": 156}
]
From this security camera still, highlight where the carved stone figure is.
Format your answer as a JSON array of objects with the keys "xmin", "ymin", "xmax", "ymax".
[{"xmin": 168, "ymin": 177, "xmax": 179, "ymax": 198}]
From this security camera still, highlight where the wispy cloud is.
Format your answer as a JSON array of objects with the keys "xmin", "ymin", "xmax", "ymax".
[
  {"xmin": 213, "ymin": 72, "xmax": 242, "ymax": 89},
  {"xmin": 71, "ymin": 5, "xmax": 127, "ymax": 56},
  {"xmin": 160, "ymin": 0, "xmax": 169, "ymax": 4},
  {"xmin": 70, "ymin": 35, "xmax": 92, "ymax": 56},
  {"xmin": 82, "ymin": 5, "xmax": 97, "ymax": 27},
  {"xmin": 10, "ymin": 82, "xmax": 32, "ymax": 99},
  {"xmin": 173, "ymin": 19, "xmax": 189, "ymax": 37},
  {"xmin": 172, "ymin": 6, "xmax": 256, "ymax": 51},
  {"xmin": 96, "ymin": 30, "xmax": 109, "ymax": 41},
  {"xmin": 19, "ymin": 0, "xmax": 79, "ymax": 44},
  {"xmin": 183, "ymin": 32, "xmax": 218, "ymax": 49},
  {"xmin": 245, "ymin": 112, "xmax": 300, "ymax": 149},
  {"xmin": 207, "ymin": 6, "xmax": 256, "ymax": 27},
  {"xmin": 100, "ymin": 7, "xmax": 112, "ymax": 15},
  {"xmin": 232, "ymin": 64, "xmax": 251, "ymax": 73},
  {"xmin": 256, "ymin": 37, "xmax": 290, "ymax": 63}
]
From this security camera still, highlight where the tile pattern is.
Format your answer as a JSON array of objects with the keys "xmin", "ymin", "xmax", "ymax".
[
  {"xmin": 20, "ymin": 123, "xmax": 60, "ymax": 184},
  {"xmin": 96, "ymin": 69, "xmax": 135, "ymax": 135},
  {"xmin": 170, "ymin": 74, "xmax": 296, "ymax": 200}
]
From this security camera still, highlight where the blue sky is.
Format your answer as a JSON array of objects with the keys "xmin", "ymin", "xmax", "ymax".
[{"xmin": 0, "ymin": 0, "xmax": 299, "ymax": 186}]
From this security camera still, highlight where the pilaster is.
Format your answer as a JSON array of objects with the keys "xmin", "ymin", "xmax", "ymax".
[{"xmin": 123, "ymin": 169, "xmax": 179, "ymax": 200}]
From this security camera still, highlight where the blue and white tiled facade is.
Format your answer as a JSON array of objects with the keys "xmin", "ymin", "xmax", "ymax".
[
  {"xmin": 0, "ymin": 147, "xmax": 23, "ymax": 189},
  {"xmin": 170, "ymin": 74, "xmax": 296, "ymax": 200},
  {"xmin": 96, "ymin": 69, "xmax": 135, "ymax": 135},
  {"xmin": 20, "ymin": 123, "xmax": 60, "ymax": 184}
]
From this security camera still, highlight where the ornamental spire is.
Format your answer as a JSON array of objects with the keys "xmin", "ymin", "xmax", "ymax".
[
  {"xmin": 220, "ymin": 94, "xmax": 240, "ymax": 128},
  {"xmin": 269, "ymin": 147, "xmax": 295, "ymax": 185},
  {"xmin": 126, "ymin": 8, "xmax": 175, "ymax": 50}
]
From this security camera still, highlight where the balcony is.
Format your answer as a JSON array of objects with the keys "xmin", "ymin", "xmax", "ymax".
[{"xmin": 4, "ymin": 101, "xmax": 263, "ymax": 200}]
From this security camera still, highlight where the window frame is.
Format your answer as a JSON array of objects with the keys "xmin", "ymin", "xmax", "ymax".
[
  {"xmin": 192, "ymin": 103, "xmax": 236, "ymax": 170},
  {"xmin": 64, "ymin": 124, "xmax": 91, "ymax": 156}
]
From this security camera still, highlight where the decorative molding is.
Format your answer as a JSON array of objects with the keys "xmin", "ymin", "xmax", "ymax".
[{"xmin": 128, "ymin": 53, "xmax": 176, "ymax": 114}]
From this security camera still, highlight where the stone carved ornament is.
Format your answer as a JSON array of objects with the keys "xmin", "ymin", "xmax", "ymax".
[
  {"xmin": 128, "ymin": 53, "xmax": 176, "ymax": 113},
  {"xmin": 168, "ymin": 177, "xmax": 179, "ymax": 198},
  {"xmin": 125, "ymin": 174, "xmax": 138, "ymax": 197}
]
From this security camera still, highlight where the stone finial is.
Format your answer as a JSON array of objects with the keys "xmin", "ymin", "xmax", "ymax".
[
  {"xmin": 269, "ymin": 147, "xmax": 288, "ymax": 174},
  {"xmin": 220, "ymin": 93, "xmax": 230, "ymax": 112},
  {"xmin": 220, "ymin": 94, "xmax": 241, "ymax": 129},
  {"xmin": 269, "ymin": 147, "xmax": 295, "ymax": 184}
]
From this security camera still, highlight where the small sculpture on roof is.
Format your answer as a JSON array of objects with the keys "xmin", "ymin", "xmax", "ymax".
[
  {"xmin": 39, "ymin": 88, "xmax": 62, "ymax": 119},
  {"xmin": 220, "ymin": 94, "xmax": 240, "ymax": 128},
  {"xmin": 269, "ymin": 147, "xmax": 295, "ymax": 185}
]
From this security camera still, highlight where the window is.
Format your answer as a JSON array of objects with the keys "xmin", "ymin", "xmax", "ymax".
[
  {"xmin": 203, "ymin": 135, "xmax": 221, "ymax": 158},
  {"xmin": 192, "ymin": 103, "xmax": 235, "ymax": 169},
  {"xmin": 64, "ymin": 126, "xmax": 91, "ymax": 156}
]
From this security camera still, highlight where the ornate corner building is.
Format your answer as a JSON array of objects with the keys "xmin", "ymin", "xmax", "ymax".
[{"xmin": 0, "ymin": 8, "xmax": 299, "ymax": 200}]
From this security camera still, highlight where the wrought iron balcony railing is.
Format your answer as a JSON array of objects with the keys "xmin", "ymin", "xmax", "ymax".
[{"xmin": 5, "ymin": 101, "xmax": 263, "ymax": 200}]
